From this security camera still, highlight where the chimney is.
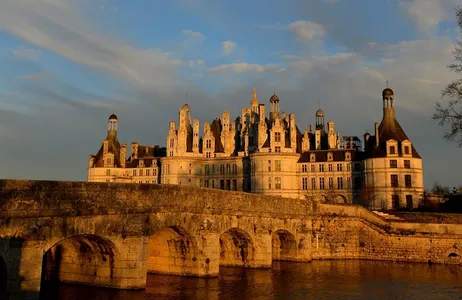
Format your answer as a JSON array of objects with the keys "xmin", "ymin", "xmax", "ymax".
[
  {"xmin": 120, "ymin": 144, "xmax": 127, "ymax": 167},
  {"xmin": 374, "ymin": 122, "xmax": 379, "ymax": 146}
]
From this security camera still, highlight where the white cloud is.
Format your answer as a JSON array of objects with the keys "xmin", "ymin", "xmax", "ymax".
[
  {"xmin": 400, "ymin": 0, "xmax": 461, "ymax": 35},
  {"xmin": 221, "ymin": 40, "xmax": 237, "ymax": 55},
  {"xmin": 12, "ymin": 47, "xmax": 41, "ymax": 61},
  {"xmin": 207, "ymin": 63, "xmax": 278, "ymax": 73},
  {"xmin": 0, "ymin": 0, "xmax": 182, "ymax": 91},
  {"xmin": 288, "ymin": 20, "xmax": 325, "ymax": 41},
  {"xmin": 182, "ymin": 29, "xmax": 205, "ymax": 39}
]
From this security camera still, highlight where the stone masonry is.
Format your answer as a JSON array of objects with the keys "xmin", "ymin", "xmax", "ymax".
[{"xmin": 0, "ymin": 180, "xmax": 461, "ymax": 299}]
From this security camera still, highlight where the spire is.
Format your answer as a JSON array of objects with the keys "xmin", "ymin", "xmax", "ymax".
[{"xmin": 252, "ymin": 88, "xmax": 257, "ymax": 100}]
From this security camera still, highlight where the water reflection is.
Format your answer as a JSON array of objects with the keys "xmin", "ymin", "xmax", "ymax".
[{"xmin": 41, "ymin": 261, "xmax": 462, "ymax": 300}]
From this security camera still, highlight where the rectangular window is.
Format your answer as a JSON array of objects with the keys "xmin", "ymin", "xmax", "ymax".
[
  {"xmin": 106, "ymin": 169, "xmax": 111, "ymax": 176},
  {"xmin": 405, "ymin": 175, "xmax": 412, "ymax": 188},
  {"xmin": 406, "ymin": 195, "xmax": 413, "ymax": 209},
  {"xmin": 146, "ymin": 169, "xmax": 150, "ymax": 176},
  {"xmin": 226, "ymin": 180, "xmax": 231, "ymax": 190},
  {"xmin": 275, "ymin": 146, "xmax": 281, "ymax": 153},
  {"xmin": 220, "ymin": 180, "xmax": 225, "ymax": 190},
  {"xmin": 212, "ymin": 180, "xmax": 215, "ymax": 189},
  {"xmin": 133, "ymin": 170, "xmax": 137, "ymax": 176},
  {"xmin": 337, "ymin": 177, "xmax": 343, "ymax": 189},
  {"xmin": 319, "ymin": 164, "xmax": 325, "ymax": 172},
  {"xmin": 275, "ymin": 177, "xmax": 282, "ymax": 189},
  {"xmin": 328, "ymin": 164, "xmax": 333, "ymax": 172},
  {"xmin": 204, "ymin": 180, "xmax": 209, "ymax": 188},
  {"xmin": 347, "ymin": 163, "xmax": 351, "ymax": 171},
  {"xmin": 328, "ymin": 177, "xmax": 334, "ymax": 189},
  {"xmin": 392, "ymin": 195, "xmax": 400, "ymax": 209},
  {"xmin": 220, "ymin": 164, "xmax": 225, "ymax": 175},
  {"xmin": 391, "ymin": 174, "xmax": 399, "ymax": 187},
  {"xmin": 302, "ymin": 164, "xmax": 307, "ymax": 172},
  {"xmin": 404, "ymin": 146, "xmax": 410, "ymax": 155},
  {"xmin": 205, "ymin": 165, "xmax": 210, "ymax": 175},
  {"xmin": 275, "ymin": 160, "xmax": 281, "ymax": 172},
  {"xmin": 232, "ymin": 179, "xmax": 237, "ymax": 191},
  {"xmin": 275, "ymin": 132, "xmax": 281, "ymax": 142},
  {"xmin": 139, "ymin": 169, "xmax": 144, "ymax": 176},
  {"xmin": 268, "ymin": 177, "xmax": 272, "ymax": 189},
  {"xmin": 319, "ymin": 178, "xmax": 325, "ymax": 190},
  {"xmin": 153, "ymin": 169, "xmax": 157, "ymax": 176},
  {"xmin": 226, "ymin": 164, "xmax": 230, "ymax": 175},
  {"xmin": 206, "ymin": 140, "xmax": 212, "ymax": 149},
  {"xmin": 347, "ymin": 177, "xmax": 351, "ymax": 189},
  {"xmin": 268, "ymin": 160, "xmax": 272, "ymax": 172},
  {"xmin": 390, "ymin": 160, "xmax": 397, "ymax": 168},
  {"xmin": 302, "ymin": 177, "xmax": 308, "ymax": 190},
  {"xmin": 390, "ymin": 146, "xmax": 396, "ymax": 154},
  {"xmin": 311, "ymin": 165, "xmax": 315, "ymax": 172},
  {"xmin": 337, "ymin": 164, "xmax": 343, "ymax": 172},
  {"xmin": 170, "ymin": 138, "xmax": 174, "ymax": 148},
  {"xmin": 206, "ymin": 152, "xmax": 211, "ymax": 158},
  {"xmin": 232, "ymin": 164, "xmax": 237, "ymax": 175},
  {"xmin": 404, "ymin": 160, "xmax": 411, "ymax": 168},
  {"xmin": 311, "ymin": 178, "xmax": 316, "ymax": 190}
]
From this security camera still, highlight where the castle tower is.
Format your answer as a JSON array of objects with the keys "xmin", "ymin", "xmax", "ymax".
[
  {"xmin": 269, "ymin": 93, "xmax": 280, "ymax": 121},
  {"xmin": 315, "ymin": 109, "xmax": 324, "ymax": 150},
  {"xmin": 108, "ymin": 113, "xmax": 118, "ymax": 137},
  {"xmin": 251, "ymin": 88, "xmax": 259, "ymax": 114}
]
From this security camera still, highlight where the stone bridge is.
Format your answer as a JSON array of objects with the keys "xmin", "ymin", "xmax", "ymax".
[{"xmin": 1, "ymin": 180, "xmax": 462, "ymax": 299}]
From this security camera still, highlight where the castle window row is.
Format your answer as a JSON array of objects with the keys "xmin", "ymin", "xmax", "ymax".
[
  {"xmin": 390, "ymin": 174, "xmax": 412, "ymax": 188},
  {"xmin": 301, "ymin": 176, "xmax": 358, "ymax": 190},
  {"xmin": 131, "ymin": 168, "xmax": 158, "ymax": 177},
  {"xmin": 299, "ymin": 162, "xmax": 361, "ymax": 173},
  {"xmin": 204, "ymin": 163, "xmax": 238, "ymax": 175},
  {"xmin": 390, "ymin": 159, "xmax": 411, "ymax": 168},
  {"xmin": 203, "ymin": 179, "xmax": 238, "ymax": 191}
]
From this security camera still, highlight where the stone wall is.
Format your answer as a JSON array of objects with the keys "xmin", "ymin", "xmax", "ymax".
[{"xmin": 1, "ymin": 179, "xmax": 462, "ymax": 299}]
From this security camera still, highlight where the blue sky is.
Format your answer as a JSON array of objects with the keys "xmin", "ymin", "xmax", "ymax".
[{"xmin": 0, "ymin": 0, "xmax": 461, "ymax": 189}]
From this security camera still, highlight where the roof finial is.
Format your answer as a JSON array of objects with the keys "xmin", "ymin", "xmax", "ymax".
[
  {"xmin": 273, "ymin": 88, "xmax": 276, "ymax": 95},
  {"xmin": 252, "ymin": 88, "xmax": 257, "ymax": 100},
  {"xmin": 386, "ymin": 80, "xmax": 390, "ymax": 88},
  {"xmin": 318, "ymin": 99, "xmax": 321, "ymax": 110}
]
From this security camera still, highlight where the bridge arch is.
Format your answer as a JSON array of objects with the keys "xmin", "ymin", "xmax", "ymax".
[
  {"xmin": 146, "ymin": 226, "xmax": 199, "ymax": 276},
  {"xmin": 40, "ymin": 234, "xmax": 119, "ymax": 290},
  {"xmin": 272, "ymin": 229, "xmax": 297, "ymax": 261},
  {"xmin": 219, "ymin": 228, "xmax": 254, "ymax": 267}
]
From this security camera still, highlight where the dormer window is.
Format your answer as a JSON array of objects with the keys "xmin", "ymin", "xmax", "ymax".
[
  {"xmin": 404, "ymin": 146, "xmax": 410, "ymax": 155},
  {"xmin": 310, "ymin": 153, "xmax": 316, "ymax": 162},
  {"xmin": 345, "ymin": 152, "xmax": 351, "ymax": 160},
  {"xmin": 275, "ymin": 132, "xmax": 281, "ymax": 142},
  {"xmin": 389, "ymin": 146, "xmax": 396, "ymax": 154},
  {"xmin": 327, "ymin": 152, "xmax": 333, "ymax": 161}
]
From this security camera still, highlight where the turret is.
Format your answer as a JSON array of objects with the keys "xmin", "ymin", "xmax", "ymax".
[
  {"xmin": 269, "ymin": 93, "xmax": 280, "ymax": 121},
  {"xmin": 108, "ymin": 113, "xmax": 118, "ymax": 136}
]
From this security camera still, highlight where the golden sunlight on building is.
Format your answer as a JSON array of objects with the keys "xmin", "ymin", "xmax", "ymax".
[{"xmin": 88, "ymin": 88, "xmax": 424, "ymax": 210}]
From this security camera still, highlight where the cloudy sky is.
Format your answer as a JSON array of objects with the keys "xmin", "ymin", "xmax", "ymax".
[{"xmin": 0, "ymin": 0, "xmax": 461, "ymax": 189}]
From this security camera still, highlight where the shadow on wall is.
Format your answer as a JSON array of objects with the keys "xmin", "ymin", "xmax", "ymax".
[{"xmin": 0, "ymin": 238, "xmax": 39, "ymax": 300}]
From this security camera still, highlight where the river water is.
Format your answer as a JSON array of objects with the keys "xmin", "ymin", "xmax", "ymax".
[{"xmin": 41, "ymin": 261, "xmax": 462, "ymax": 300}]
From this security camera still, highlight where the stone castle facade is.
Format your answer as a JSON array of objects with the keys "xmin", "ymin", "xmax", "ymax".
[{"xmin": 88, "ymin": 88, "xmax": 424, "ymax": 210}]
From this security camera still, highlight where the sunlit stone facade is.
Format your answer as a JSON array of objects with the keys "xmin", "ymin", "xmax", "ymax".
[{"xmin": 88, "ymin": 88, "xmax": 424, "ymax": 210}]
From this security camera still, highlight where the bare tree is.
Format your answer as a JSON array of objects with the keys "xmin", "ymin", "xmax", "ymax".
[
  {"xmin": 434, "ymin": 7, "xmax": 462, "ymax": 145},
  {"xmin": 358, "ymin": 184, "xmax": 377, "ymax": 209}
]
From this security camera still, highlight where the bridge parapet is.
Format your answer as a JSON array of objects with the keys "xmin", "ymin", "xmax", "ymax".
[{"xmin": 0, "ymin": 180, "xmax": 314, "ymax": 218}]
